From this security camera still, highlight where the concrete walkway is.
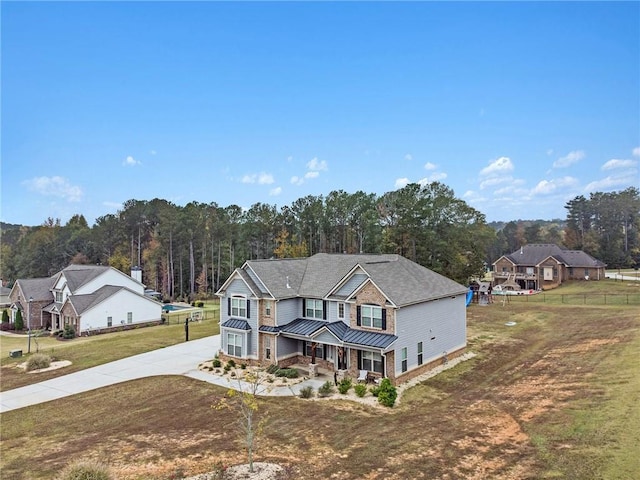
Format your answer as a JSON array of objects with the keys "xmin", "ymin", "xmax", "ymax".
[{"xmin": 0, "ymin": 335, "xmax": 328, "ymax": 413}]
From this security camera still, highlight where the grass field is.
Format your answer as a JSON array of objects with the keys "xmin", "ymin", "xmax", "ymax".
[{"xmin": 1, "ymin": 283, "xmax": 638, "ymax": 479}]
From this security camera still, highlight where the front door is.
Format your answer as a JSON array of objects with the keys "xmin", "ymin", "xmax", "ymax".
[{"xmin": 337, "ymin": 346, "xmax": 348, "ymax": 370}]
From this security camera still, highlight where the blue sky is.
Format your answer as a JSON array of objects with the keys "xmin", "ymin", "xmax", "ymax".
[{"xmin": 2, "ymin": 1, "xmax": 638, "ymax": 227}]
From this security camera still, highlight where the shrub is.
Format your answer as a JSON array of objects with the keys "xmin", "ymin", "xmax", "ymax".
[
  {"xmin": 338, "ymin": 377, "xmax": 352, "ymax": 394},
  {"xmin": 0, "ymin": 322, "xmax": 15, "ymax": 331},
  {"xmin": 370, "ymin": 385, "xmax": 380, "ymax": 397},
  {"xmin": 63, "ymin": 324, "xmax": 76, "ymax": 339},
  {"xmin": 227, "ymin": 359, "xmax": 236, "ymax": 368},
  {"xmin": 318, "ymin": 380, "xmax": 335, "ymax": 397},
  {"xmin": 299, "ymin": 386, "xmax": 314, "ymax": 399},
  {"xmin": 212, "ymin": 358, "xmax": 222, "ymax": 368},
  {"xmin": 240, "ymin": 363, "xmax": 247, "ymax": 369},
  {"xmin": 196, "ymin": 301, "xmax": 204, "ymax": 308},
  {"xmin": 26, "ymin": 353, "xmax": 52, "ymax": 371},
  {"xmin": 377, "ymin": 378, "xmax": 398, "ymax": 408},
  {"xmin": 223, "ymin": 364, "xmax": 231, "ymax": 373},
  {"xmin": 56, "ymin": 460, "xmax": 113, "ymax": 480},
  {"xmin": 354, "ymin": 383, "xmax": 367, "ymax": 397},
  {"xmin": 266, "ymin": 364, "xmax": 279, "ymax": 374},
  {"xmin": 15, "ymin": 310, "xmax": 24, "ymax": 331},
  {"xmin": 275, "ymin": 368, "xmax": 299, "ymax": 378},
  {"xmin": 2, "ymin": 309, "xmax": 9, "ymax": 323}
]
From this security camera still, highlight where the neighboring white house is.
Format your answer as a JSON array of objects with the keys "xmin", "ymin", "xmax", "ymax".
[
  {"xmin": 216, "ymin": 253, "xmax": 469, "ymax": 385},
  {"xmin": 9, "ymin": 265, "xmax": 162, "ymax": 334}
]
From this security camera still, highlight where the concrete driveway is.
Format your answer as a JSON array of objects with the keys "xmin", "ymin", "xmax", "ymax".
[
  {"xmin": 0, "ymin": 335, "xmax": 221, "ymax": 413},
  {"xmin": 0, "ymin": 335, "xmax": 330, "ymax": 413}
]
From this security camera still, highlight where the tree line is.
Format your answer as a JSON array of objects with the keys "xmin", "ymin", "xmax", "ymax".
[{"xmin": 1, "ymin": 184, "xmax": 638, "ymax": 301}]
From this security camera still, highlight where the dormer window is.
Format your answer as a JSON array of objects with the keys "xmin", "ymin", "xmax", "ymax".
[{"xmin": 55, "ymin": 291, "xmax": 63, "ymax": 303}]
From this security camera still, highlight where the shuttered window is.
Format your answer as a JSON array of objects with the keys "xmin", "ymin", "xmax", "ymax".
[
  {"xmin": 230, "ymin": 297, "xmax": 248, "ymax": 318},
  {"xmin": 305, "ymin": 299, "xmax": 324, "ymax": 319},
  {"xmin": 360, "ymin": 305, "xmax": 384, "ymax": 329}
]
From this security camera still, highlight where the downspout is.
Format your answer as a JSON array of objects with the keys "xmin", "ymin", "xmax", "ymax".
[{"xmin": 381, "ymin": 350, "xmax": 388, "ymax": 379}]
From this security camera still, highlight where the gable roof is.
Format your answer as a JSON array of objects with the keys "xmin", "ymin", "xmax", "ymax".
[
  {"xmin": 500, "ymin": 244, "xmax": 606, "ymax": 268},
  {"xmin": 66, "ymin": 285, "xmax": 128, "ymax": 315},
  {"xmin": 236, "ymin": 253, "xmax": 467, "ymax": 307},
  {"xmin": 12, "ymin": 277, "xmax": 56, "ymax": 303}
]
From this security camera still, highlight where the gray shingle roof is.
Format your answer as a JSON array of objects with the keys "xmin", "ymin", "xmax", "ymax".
[
  {"xmin": 68, "ymin": 285, "xmax": 125, "ymax": 314},
  {"xmin": 271, "ymin": 318, "xmax": 397, "ymax": 350},
  {"xmin": 504, "ymin": 244, "xmax": 606, "ymax": 268},
  {"xmin": 244, "ymin": 253, "xmax": 467, "ymax": 306},
  {"xmin": 61, "ymin": 265, "xmax": 111, "ymax": 291},
  {"xmin": 14, "ymin": 277, "xmax": 56, "ymax": 302}
]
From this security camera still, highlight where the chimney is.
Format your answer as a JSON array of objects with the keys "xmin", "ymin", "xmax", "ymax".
[{"xmin": 131, "ymin": 266, "xmax": 142, "ymax": 283}]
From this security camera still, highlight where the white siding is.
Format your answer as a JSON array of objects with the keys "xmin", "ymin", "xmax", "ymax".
[
  {"xmin": 80, "ymin": 290, "xmax": 161, "ymax": 332},
  {"xmin": 393, "ymin": 296, "xmax": 466, "ymax": 375},
  {"xmin": 76, "ymin": 269, "xmax": 144, "ymax": 296}
]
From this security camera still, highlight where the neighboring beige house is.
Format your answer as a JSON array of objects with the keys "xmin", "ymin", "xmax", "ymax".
[
  {"xmin": 492, "ymin": 244, "xmax": 607, "ymax": 291},
  {"xmin": 9, "ymin": 265, "xmax": 162, "ymax": 334}
]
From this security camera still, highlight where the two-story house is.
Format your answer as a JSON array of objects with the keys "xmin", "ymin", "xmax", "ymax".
[
  {"xmin": 492, "ymin": 244, "xmax": 607, "ymax": 291},
  {"xmin": 216, "ymin": 253, "xmax": 469, "ymax": 385},
  {"xmin": 9, "ymin": 265, "xmax": 162, "ymax": 334}
]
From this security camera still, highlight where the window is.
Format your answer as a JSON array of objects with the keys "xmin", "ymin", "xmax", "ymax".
[
  {"xmin": 55, "ymin": 291, "xmax": 63, "ymax": 303},
  {"xmin": 584, "ymin": 268, "xmax": 589, "ymax": 277},
  {"xmin": 127, "ymin": 312, "xmax": 133, "ymax": 324},
  {"xmin": 361, "ymin": 351, "xmax": 383, "ymax": 374},
  {"xmin": 361, "ymin": 305, "xmax": 383, "ymax": 329},
  {"xmin": 264, "ymin": 336, "xmax": 271, "ymax": 360},
  {"xmin": 107, "ymin": 316, "xmax": 112, "ymax": 327},
  {"xmin": 265, "ymin": 301, "xmax": 271, "ymax": 316},
  {"xmin": 305, "ymin": 299, "xmax": 323, "ymax": 319},
  {"xmin": 64, "ymin": 316, "xmax": 70, "ymax": 325},
  {"xmin": 417, "ymin": 342, "xmax": 423, "ymax": 365},
  {"xmin": 231, "ymin": 297, "xmax": 247, "ymax": 317},
  {"xmin": 227, "ymin": 333, "xmax": 242, "ymax": 357},
  {"xmin": 338, "ymin": 302, "xmax": 345, "ymax": 319},
  {"xmin": 401, "ymin": 347, "xmax": 408, "ymax": 373},
  {"xmin": 305, "ymin": 341, "xmax": 324, "ymax": 360}
]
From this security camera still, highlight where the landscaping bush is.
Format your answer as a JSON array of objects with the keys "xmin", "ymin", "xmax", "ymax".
[
  {"xmin": 0, "ymin": 321, "xmax": 15, "ymax": 331},
  {"xmin": 377, "ymin": 378, "xmax": 398, "ymax": 408},
  {"xmin": 212, "ymin": 358, "xmax": 222, "ymax": 368},
  {"xmin": 26, "ymin": 353, "xmax": 52, "ymax": 371},
  {"xmin": 15, "ymin": 310, "xmax": 24, "ymax": 331},
  {"xmin": 227, "ymin": 359, "xmax": 236, "ymax": 368},
  {"xmin": 354, "ymin": 383, "xmax": 367, "ymax": 397},
  {"xmin": 56, "ymin": 460, "xmax": 113, "ymax": 480},
  {"xmin": 266, "ymin": 364, "xmax": 279, "ymax": 374},
  {"xmin": 299, "ymin": 386, "xmax": 314, "ymax": 399},
  {"xmin": 275, "ymin": 368, "xmax": 299, "ymax": 378},
  {"xmin": 62, "ymin": 324, "xmax": 76, "ymax": 339},
  {"xmin": 196, "ymin": 301, "xmax": 204, "ymax": 308},
  {"xmin": 338, "ymin": 377, "xmax": 352, "ymax": 394},
  {"xmin": 240, "ymin": 363, "xmax": 247, "ymax": 369},
  {"xmin": 370, "ymin": 385, "xmax": 380, "ymax": 397},
  {"xmin": 2, "ymin": 309, "xmax": 9, "ymax": 323},
  {"xmin": 318, "ymin": 380, "xmax": 335, "ymax": 397}
]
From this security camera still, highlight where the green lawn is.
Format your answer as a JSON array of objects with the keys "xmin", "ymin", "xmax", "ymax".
[{"xmin": 0, "ymin": 307, "xmax": 220, "ymax": 391}]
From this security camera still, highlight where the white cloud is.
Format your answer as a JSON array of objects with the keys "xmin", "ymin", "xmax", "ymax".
[
  {"xmin": 601, "ymin": 159, "xmax": 637, "ymax": 170},
  {"xmin": 287, "ymin": 155, "xmax": 294, "ymax": 162},
  {"xmin": 546, "ymin": 149, "xmax": 554, "ymax": 156},
  {"xmin": 305, "ymin": 171, "xmax": 319, "ymax": 180},
  {"xmin": 633, "ymin": 147, "xmax": 640, "ymax": 157},
  {"xmin": 424, "ymin": 162, "xmax": 437, "ymax": 171},
  {"xmin": 269, "ymin": 187, "xmax": 282, "ymax": 196},
  {"xmin": 395, "ymin": 177, "xmax": 410, "ymax": 189},
  {"xmin": 553, "ymin": 150, "xmax": 584, "ymax": 168},
  {"xmin": 479, "ymin": 176, "xmax": 514, "ymax": 190},
  {"xmin": 123, "ymin": 155, "xmax": 141, "ymax": 166},
  {"xmin": 531, "ymin": 176, "xmax": 579, "ymax": 195},
  {"xmin": 404, "ymin": 154, "xmax": 413, "ymax": 161},
  {"xmin": 584, "ymin": 174, "xmax": 637, "ymax": 192},
  {"xmin": 241, "ymin": 172, "xmax": 275, "ymax": 184},
  {"xmin": 150, "ymin": 150, "xmax": 157, "ymax": 156},
  {"xmin": 307, "ymin": 157, "xmax": 328, "ymax": 171},
  {"xmin": 290, "ymin": 176, "xmax": 304, "ymax": 186},
  {"xmin": 418, "ymin": 172, "xmax": 448, "ymax": 185},
  {"xmin": 480, "ymin": 156, "xmax": 514, "ymax": 176},
  {"xmin": 23, "ymin": 176, "xmax": 83, "ymax": 202}
]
